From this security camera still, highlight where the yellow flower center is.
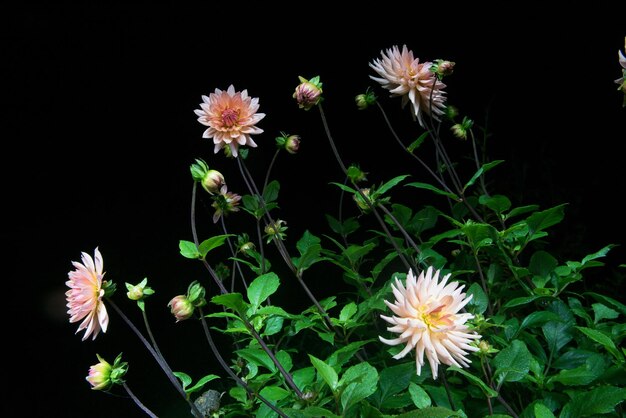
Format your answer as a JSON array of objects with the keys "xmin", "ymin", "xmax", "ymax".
[
  {"xmin": 419, "ymin": 296, "xmax": 454, "ymax": 330},
  {"xmin": 221, "ymin": 108, "xmax": 240, "ymax": 128}
]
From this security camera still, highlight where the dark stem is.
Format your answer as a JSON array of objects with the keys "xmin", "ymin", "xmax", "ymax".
[
  {"xmin": 197, "ymin": 308, "xmax": 289, "ymax": 418},
  {"xmin": 107, "ymin": 299, "xmax": 204, "ymax": 418},
  {"xmin": 123, "ymin": 382, "xmax": 159, "ymax": 418},
  {"xmin": 440, "ymin": 368, "xmax": 456, "ymax": 411}
]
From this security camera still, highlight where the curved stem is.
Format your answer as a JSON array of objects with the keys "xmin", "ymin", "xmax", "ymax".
[
  {"xmin": 317, "ymin": 102, "xmax": 414, "ymax": 273},
  {"xmin": 263, "ymin": 148, "xmax": 281, "ymax": 194},
  {"xmin": 107, "ymin": 299, "xmax": 204, "ymax": 418},
  {"xmin": 123, "ymin": 382, "xmax": 159, "ymax": 418},
  {"xmin": 197, "ymin": 308, "xmax": 289, "ymax": 418},
  {"xmin": 219, "ymin": 216, "xmax": 249, "ymax": 291},
  {"xmin": 375, "ymin": 101, "xmax": 452, "ymax": 194}
]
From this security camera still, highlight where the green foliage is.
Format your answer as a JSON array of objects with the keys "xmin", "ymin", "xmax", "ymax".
[{"xmin": 73, "ymin": 46, "xmax": 626, "ymax": 418}]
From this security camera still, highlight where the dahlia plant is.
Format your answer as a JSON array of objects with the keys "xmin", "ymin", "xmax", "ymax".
[{"xmin": 65, "ymin": 43, "xmax": 626, "ymax": 417}]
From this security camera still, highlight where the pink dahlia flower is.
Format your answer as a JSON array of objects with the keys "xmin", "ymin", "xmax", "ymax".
[
  {"xmin": 66, "ymin": 247, "xmax": 109, "ymax": 341},
  {"xmin": 380, "ymin": 267, "xmax": 481, "ymax": 379},
  {"xmin": 370, "ymin": 45, "xmax": 447, "ymax": 128},
  {"xmin": 194, "ymin": 85, "xmax": 265, "ymax": 157}
]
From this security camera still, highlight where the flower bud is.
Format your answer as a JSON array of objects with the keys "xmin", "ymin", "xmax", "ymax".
[
  {"xmin": 432, "ymin": 59, "xmax": 455, "ymax": 79},
  {"xmin": 125, "ymin": 278, "xmax": 154, "ymax": 301},
  {"xmin": 354, "ymin": 88, "xmax": 377, "ymax": 110},
  {"xmin": 190, "ymin": 159, "xmax": 226, "ymax": 194},
  {"xmin": 202, "ymin": 170, "xmax": 225, "ymax": 194},
  {"xmin": 86, "ymin": 353, "xmax": 127, "ymax": 391},
  {"xmin": 450, "ymin": 116, "xmax": 474, "ymax": 140},
  {"xmin": 167, "ymin": 295, "xmax": 195, "ymax": 322},
  {"xmin": 353, "ymin": 188, "xmax": 372, "ymax": 211},
  {"xmin": 264, "ymin": 219, "xmax": 288, "ymax": 243},
  {"xmin": 347, "ymin": 164, "xmax": 368, "ymax": 183},
  {"xmin": 293, "ymin": 76, "xmax": 323, "ymax": 110}
]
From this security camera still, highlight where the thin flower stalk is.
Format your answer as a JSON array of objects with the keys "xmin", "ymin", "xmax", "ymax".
[
  {"xmin": 317, "ymin": 102, "xmax": 417, "ymax": 273},
  {"xmin": 107, "ymin": 298, "xmax": 204, "ymax": 418},
  {"xmin": 191, "ymin": 182, "xmax": 303, "ymax": 397},
  {"xmin": 123, "ymin": 382, "xmax": 158, "ymax": 418},
  {"xmin": 197, "ymin": 308, "xmax": 290, "ymax": 418}
]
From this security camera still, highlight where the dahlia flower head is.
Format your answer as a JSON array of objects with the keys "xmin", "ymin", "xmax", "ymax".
[
  {"xmin": 380, "ymin": 267, "xmax": 481, "ymax": 379},
  {"xmin": 370, "ymin": 45, "xmax": 447, "ymax": 128},
  {"xmin": 66, "ymin": 247, "xmax": 109, "ymax": 341},
  {"xmin": 194, "ymin": 85, "xmax": 265, "ymax": 158},
  {"xmin": 616, "ymin": 37, "xmax": 626, "ymax": 100}
]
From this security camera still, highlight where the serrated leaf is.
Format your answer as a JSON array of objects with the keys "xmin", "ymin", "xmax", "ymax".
[
  {"xmin": 592, "ymin": 303, "xmax": 619, "ymax": 324},
  {"xmin": 448, "ymin": 366, "xmax": 498, "ymax": 398},
  {"xmin": 236, "ymin": 348, "xmax": 276, "ymax": 372},
  {"xmin": 198, "ymin": 234, "xmax": 234, "ymax": 257},
  {"xmin": 327, "ymin": 340, "xmax": 372, "ymax": 369},
  {"xmin": 405, "ymin": 182, "xmax": 459, "ymax": 200},
  {"xmin": 393, "ymin": 406, "xmax": 460, "ymax": 418},
  {"xmin": 376, "ymin": 174, "xmax": 410, "ymax": 195},
  {"xmin": 408, "ymin": 382, "xmax": 431, "ymax": 408},
  {"xmin": 339, "ymin": 302, "xmax": 357, "ymax": 322},
  {"xmin": 339, "ymin": 362, "xmax": 378, "ymax": 412},
  {"xmin": 463, "ymin": 160, "xmax": 504, "ymax": 192},
  {"xmin": 559, "ymin": 385, "xmax": 626, "ymax": 417},
  {"xmin": 525, "ymin": 204, "xmax": 566, "ymax": 238},
  {"xmin": 493, "ymin": 339, "xmax": 532, "ymax": 383},
  {"xmin": 184, "ymin": 374, "xmax": 220, "ymax": 395},
  {"xmin": 466, "ymin": 282, "xmax": 488, "ymax": 315},
  {"xmin": 533, "ymin": 402, "xmax": 555, "ymax": 418},
  {"xmin": 547, "ymin": 353, "xmax": 606, "ymax": 386},
  {"xmin": 263, "ymin": 179, "xmax": 280, "ymax": 203},
  {"xmin": 372, "ymin": 362, "xmax": 415, "ymax": 408},
  {"xmin": 584, "ymin": 292, "xmax": 626, "ymax": 316},
  {"xmin": 210, "ymin": 293, "xmax": 246, "ymax": 313},
  {"xmin": 247, "ymin": 273, "xmax": 280, "ymax": 308},
  {"xmin": 309, "ymin": 354, "xmax": 338, "ymax": 392},
  {"xmin": 479, "ymin": 194, "xmax": 511, "ymax": 213},
  {"xmin": 575, "ymin": 326, "xmax": 623, "ymax": 361},
  {"xmin": 407, "ymin": 131, "xmax": 428, "ymax": 153},
  {"xmin": 179, "ymin": 240, "xmax": 201, "ymax": 259}
]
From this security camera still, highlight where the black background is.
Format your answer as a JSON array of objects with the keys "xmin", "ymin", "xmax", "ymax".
[{"xmin": 5, "ymin": 4, "xmax": 626, "ymax": 417}]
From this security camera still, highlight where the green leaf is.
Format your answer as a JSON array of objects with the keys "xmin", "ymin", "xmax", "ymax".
[
  {"xmin": 339, "ymin": 302, "xmax": 357, "ymax": 322},
  {"xmin": 292, "ymin": 367, "xmax": 315, "ymax": 391},
  {"xmin": 407, "ymin": 131, "xmax": 428, "ymax": 153},
  {"xmin": 282, "ymin": 407, "xmax": 341, "ymax": 418},
  {"xmin": 326, "ymin": 340, "xmax": 372, "ymax": 369},
  {"xmin": 309, "ymin": 354, "xmax": 338, "ymax": 392},
  {"xmin": 517, "ymin": 311, "xmax": 561, "ymax": 335},
  {"xmin": 581, "ymin": 244, "xmax": 614, "ymax": 266},
  {"xmin": 179, "ymin": 240, "xmax": 201, "ymax": 259},
  {"xmin": 236, "ymin": 348, "xmax": 276, "ymax": 372},
  {"xmin": 210, "ymin": 293, "xmax": 246, "ymax": 313},
  {"xmin": 198, "ymin": 234, "xmax": 234, "ymax": 258},
  {"xmin": 247, "ymin": 273, "xmax": 280, "ymax": 308},
  {"xmin": 373, "ymin": 362, "xmax": 416, "ymax": 408},
  {"xmin": 408, "ymin": 382, "xmax": 431, "ymax": 408},
  {"xmin": 263, "ymin": 179, "xmax": 280, "ymax": 203},
  {"xmin": 173, "ymin": 371, "xmax": 192, "ymax": 390},
  {"xmin": 533, "ymin": 402, "xmax": 555, "ymax": 418},
  {"xmin": 575, "ymin": 326, "xmax": 623, "ymax": 361},
  {"xmin": 542, "ymin": 320, "xmax": 573, "ymax": 354},
  {"xmin": 376, "ymin": 174, "xmax": 410, "ymax": 195},
  {"xmin": 585, "ymin": 292, "xmax": 626, "ymax": 316},
  {"xmin": 259, "ymin": 385, "xmax": 290, "ymax": 402},
  {"xmin": 294, "ymin": 231, "xmax": 322, "ymax": 272},
  {"xmin": 329, "ymin": 182, "xmax": 357, "ymax": 194},
  {"xmin": 559, "ymin": 385, "xmax": 626, "ymax": 417},
  {"xmin": 504, "ymin": 204, "xmax": 540, "ymax": 220},
  {"xmin": 392, "ymin": 406, "xmax": 461, "ymax": 418},
  {"xmin": 502, "ymin": 295, "xmax": 545, "ymax": 309},
  {"xmin": 447, "ymin": 366, "xmax": 498, "ymax": 398},
  {"xmin": 592, "ymin": 303, "xmax": 620, "ymax": 324},
  {"xmin": 529, "ymin": 250, "xmax": 558, "ymax": 277},
  {"xmin": 339, "ymin": 362, "xmax": 378, "ymax": 412},
  {"xmin": 184, "ymin": 374, "xmax": 220, "ymax": 395},
  {"xmin": 466, "ymin": 282, "xmax": 488, "ymax": 315},
  {"xmin": 547, "ymin": 353, "xmax": 606, "ymax": 386},
  {"xmin": 463, "ymin": 160, "xmax": 504, "ymax": 192},
  {"xmin": 479, "ymin": 194, "xmax": 511, "ymax": 213},
  {"xmin": 405, "ymin": 182, "xmax": 459, "ymax": 200},
  {"xmin": 525, "ymin": 204, "xmax": 566, "ymax": 238},
  {"xmin": 493, "ymin": 339, "xmax": 532, "ymax": 383}
]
